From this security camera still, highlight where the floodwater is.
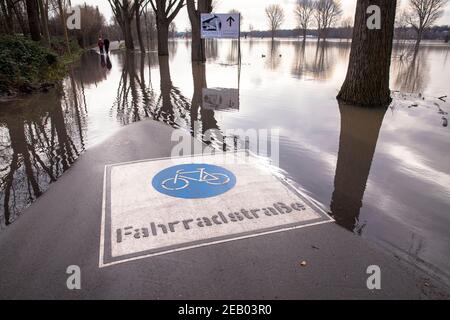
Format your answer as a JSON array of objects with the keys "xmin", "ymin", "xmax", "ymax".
[{"xmin": 0, "ymin": 39, "xmax": 449, "ymax": 284}]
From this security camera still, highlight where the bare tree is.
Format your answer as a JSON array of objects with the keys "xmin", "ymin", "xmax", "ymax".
[
  {"xmin": 143, "ymin": 7, "xmax": 156, "ymax": 48},
  {"xmin": 407, "ymin": 0, "xmax": 448, "ymax": 52},
  {"xmin": 108, "ymin": 0, "xmax": 137, "ymax": 50},
  {"xmin": 337, "ymin": 0, "xmax": 397, "ymax": 106},
  {"xmin": 38, "ymin": 0, "xmax": 51, "ymax": 46},
  {"xmin": 75, "ymin": 4, "xmax": 106, "ymax": 48},
  {"xmin": 149, "ymin": 0, "xmax": 185, "ymax": 56},
  {"xmin": 211, "ymin": 0, "xmax": 220, "ymax": 9},
  {"xmin": 265, "ymin": 4, "xmax": 285, "ymax": 40},
  {"xmin": 295, "ymin": 0, "xmax": 315, "ymax": 41},
  {"xmin": 187, "ymin": 0, "xmax": 212, "ymax": 62},
  {"xmin": 228, "ymin": 8, "xmax": 243, "ymax": 28},
  {"xmin": 25, "ymin": 0, "xmax": 41, "ymax": 41},
  {"xmin": 0, "ymin": 0, "xmax": 14, "ymax": 34},
  {"xmin": 169, "ymin": 21, "xmax": 176, "ymax": 38},
  {"xmin": 340, "ymin": 16, "xmax": 353, "ymax": 40},
  {"xmin": 394, "ymin": 9, "xmax": 416, "ymax": 59},
  {"xmin": 135, "ymin": 0, "xmax": 147, "ymax": 53},
  {"xmin": 10, "ymin": 0, "xmax": 30, "ymax": 35},
  {"xmin": 248, "ymin": 23, "xmax": 254, "ymax": 35},
  {"xmin": 314, "ymin": 0, "xmax": 342, "ymax": 41},
  {"xmin": 55, "ymin": 0, "xmax": 71, "ymax": 53}
]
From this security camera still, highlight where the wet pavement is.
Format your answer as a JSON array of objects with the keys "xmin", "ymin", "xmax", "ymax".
[
  {"xmin": 0, "ymin": 39, "xmax": 449, "ymax": 296},
  {"xmin": 0, "ymin": 118, "xmax": 448, "ymax": 299}
]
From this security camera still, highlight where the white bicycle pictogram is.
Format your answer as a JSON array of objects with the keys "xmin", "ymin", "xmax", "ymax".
[{"xmin": 161, "ymin": 168, "xmax": 231, "ymax": 191}]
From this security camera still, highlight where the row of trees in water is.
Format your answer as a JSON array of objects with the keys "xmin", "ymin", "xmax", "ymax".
[
  {"xmin": 107, "ymin": 0, "xmax": 217, "ymax": 61},
  {"xmin": 0, "ymin": 0, "xmax": 448, "ymax": 106},
  {"xmin": 294, "ymin": 0, "xmax": 448, "ymax": 48},
  {"xmin": 106, "ymin": 0, "xmax": 447, "ymax": 106},
  {"xmin": 1, "ymin": 1, "xmax": 447, "ymax": 54}
]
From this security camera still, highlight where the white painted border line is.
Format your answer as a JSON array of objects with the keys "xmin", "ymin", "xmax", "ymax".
[
  {"xmin": 99, "ymin": 150, "xmax": 334, "ymax": 268},
  {"xmin": 100, "ymin": 219, "xmax": 333, "ymax": 268},
  {"xmin": 99, "ymin": 166, "xmax": 108, "ymax": 268}
]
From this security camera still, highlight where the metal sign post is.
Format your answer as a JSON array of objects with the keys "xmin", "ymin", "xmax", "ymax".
[{"xmin": 200, "ymin": 13, "xmax": 242, "ymax": 110}]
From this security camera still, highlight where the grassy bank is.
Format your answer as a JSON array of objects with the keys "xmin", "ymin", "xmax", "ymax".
[{"xmin": 0, "ymin": 35, "xmax": 84, "ymax": 96}]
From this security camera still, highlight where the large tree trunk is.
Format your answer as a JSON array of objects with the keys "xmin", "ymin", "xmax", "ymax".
[
  {"xmin": 25, "ymin": 0, "xmax": 41, "ymax": 41},
  {"xmin": 191, "ymin": 31, "xmax": 206, "ymax": 62},
  {"xmin": 153, "ymin": 0, "xmax": 184, "ymax": 57},
  {"xmin": 187, "ymin": 0, "xmax": 212, "ymax": 62},
  {"xmin": 414, "ymin": 28, "xmax": 423, "ymax": 54},
  {"xmin": 338, "ymin": 0, "xmax": 397, "ymax": 106},
  {"xmin": 157, "ymin": 20, "xmax": 169, "ymax": 56},
  {"xmin": 123, "ymin": 14, "xmax": 135, "ymax": 50}
]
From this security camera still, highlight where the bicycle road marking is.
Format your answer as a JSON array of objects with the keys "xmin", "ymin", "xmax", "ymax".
[
  {"xmin": 100, "ymin": 152, "xmax": 333, "ymax": 267},
  {"xmin": 152, "ymin": 163, "xmax": 236, "ymax": 198}
]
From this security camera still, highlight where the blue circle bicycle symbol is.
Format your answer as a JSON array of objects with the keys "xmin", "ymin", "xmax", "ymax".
[{"xmin": 152, "ymin": 163, "xmax": 236, "ymax": 199}]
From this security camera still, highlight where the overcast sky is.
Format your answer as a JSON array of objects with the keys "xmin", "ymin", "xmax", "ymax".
[{"xmin": 72, "ymin": 0, "xmax": 450, "ymax": 32}]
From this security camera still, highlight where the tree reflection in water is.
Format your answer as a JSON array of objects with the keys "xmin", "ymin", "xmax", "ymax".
[
  {"xmin": 393, "ymin": 50, "xmax": 428, "ymax": 94},
  {"xmin": 330, "ymin": 103, "xmax": 387, "ymax": 234},
  {"xmin": 0, "ymin": 80, "xmax": 85, "ymax": 227},
  {"xmin": 114, "ymin": 53, "xmax": 155, "ymax": 124},
  {"xmin": 265, "ymin": 40, "xmax": 281, "ymax": 71},
  {"xmin": 291, "ymin": 41, "xmax": 349, "ymax": 81}
]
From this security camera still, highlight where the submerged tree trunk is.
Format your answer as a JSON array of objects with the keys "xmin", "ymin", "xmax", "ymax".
[
  {"xmin": 123, "ymin": 14, "xmax": 135, "ymax": 50},
  {"xmin": 414, "ymin": 29, "xmax": 423, "ymax": 54},
  {"xmin": 187, "ymin": 0, "xmax": 213, "ymax": 62},
  {"xmin": 337, "ymin": 0, "xmax": 397, "ymax": 106},
  {"xmin": 157, "ymin": 20, "xmax": 169, "ymax": 56},
  {"xmin": 151, "ymin": 0, "xmax": 184, "ymax": 57},
  {"xmin": 25, "ymin": 0, "xmax": 41, "ymax": 41},
  {"xmin": 108, "ymin": 0, "xmax": 135, "ymax": 50}
]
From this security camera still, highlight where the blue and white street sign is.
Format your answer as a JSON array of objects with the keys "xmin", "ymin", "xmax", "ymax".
[
  {"xmin": 201, "ymin": 13, "xmax": 240, "ymax": 39},
  {"xmin": 152, "ymin": 164, "xmax": 236, "ymax": 199}
]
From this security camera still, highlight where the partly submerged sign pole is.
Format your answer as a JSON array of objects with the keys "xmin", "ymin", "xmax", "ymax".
[
  {"xmin": 200, "ymin": 12, "xmax": 241, "ymax": 67},
  {"xmin": 238, "ymin": 13, "xmax": 241, "ymax": 90}
]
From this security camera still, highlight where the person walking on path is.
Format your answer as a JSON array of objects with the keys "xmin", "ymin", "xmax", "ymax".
[
  {"xmin": 98, "ymin": 36, "xmax": 104, "ymax": 54},
  {"xmin": 104, "ymin": 37, "xmax": 111, "ymax": 54}
]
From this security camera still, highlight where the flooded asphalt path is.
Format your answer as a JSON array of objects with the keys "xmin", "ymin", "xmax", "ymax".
[{"xmin": 0, "ymin": 119, "xmax": 449, "ymax": 299}]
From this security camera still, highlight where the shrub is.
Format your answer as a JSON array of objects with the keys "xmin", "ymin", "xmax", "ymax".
[
  {"xmin": 50, "ymin": 37, "xmax": 81, "ymax": 56},
  {"xmin": 0, "ymin": 36, "xmax": 59, "ymax": 94},
  {"xmin": 0, "ymin": 35, "xmax": 81, "ymax": 95}
]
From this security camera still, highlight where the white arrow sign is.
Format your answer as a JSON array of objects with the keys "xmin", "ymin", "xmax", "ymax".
[{"xmin": 201, "ymin": 13, "xmax": 240, "ymax": 39}]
